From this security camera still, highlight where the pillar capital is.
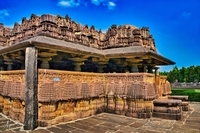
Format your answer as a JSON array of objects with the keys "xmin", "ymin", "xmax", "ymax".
[
  {"xmin": 2, "ymin": 54, "xmax": 14, "ymax": 70},
  {"xmin": 69, "ymin": 57, "xmax": 85, "ymax": 71},
  {"xmin": 38, "ymin": 50, "xmax": 57, "ymax": 69}
]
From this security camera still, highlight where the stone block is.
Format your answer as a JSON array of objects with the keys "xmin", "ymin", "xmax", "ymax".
[
  {"xmin": 153, "ymin": 106, "xmax": 181, "ymax": 113},
  {"xmin": 168, "ymin": 95, "xmax": 188, "ymax": 101},
  {"xmin": 38, "ymin": 120, "xmax": 49, "ymax": 127},
  {"xmin": 153, "ymin": 99, "xmax": 182, "ymax": 106},
  {"xmin": 152, "ymin": 112, "xmax": 182, "ymax": 120},
  {"xmin": 138, "ymin": 112, "xmax": 152, "ymax": 118}
]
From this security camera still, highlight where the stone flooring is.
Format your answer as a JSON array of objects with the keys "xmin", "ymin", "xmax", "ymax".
[{"xmin": 0, "ymin": 103, "xmax": 200, "ymax": 133}]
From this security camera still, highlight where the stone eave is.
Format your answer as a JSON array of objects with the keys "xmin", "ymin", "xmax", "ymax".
[
  {"xmin": 0, "ymin": 36, "xmax": 103, "ymax": 57},
  {"xmin": 147, "ymin": 52, "xmax": 175, "ymax": 65},
  {"xmin": 0, "ymin": 36, "xmax": 175, "ymax": 65}
]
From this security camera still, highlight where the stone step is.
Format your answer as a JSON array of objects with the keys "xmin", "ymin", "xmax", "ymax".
[
  {"xmin": 153, "ymin": 98, "xmax": 182, "ymax": 106},
  {"xmin": 152, "ymin": 112, "xmax": 182, "ymax": 120},
  {"xmin": 168, "ymin": 95, "xmax": 188, "ymax": 101}
]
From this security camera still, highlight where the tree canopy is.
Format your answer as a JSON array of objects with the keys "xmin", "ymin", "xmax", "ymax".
[{"xmin": 160, "ymin": 66, "xmax": 200, "ymax": 83}]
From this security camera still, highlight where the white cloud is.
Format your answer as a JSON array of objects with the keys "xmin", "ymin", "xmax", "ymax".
[
  {"xmin": 0, "ymin": 9, "xmax": 9, "ymax": 19},
  {"xmin": 91, "ymin": 0, "xmax": 106, "ymax": 5},
  {"xmin": 107, "ymin": 1, "xmax": 116, "ymax": 10},
  {"xmin": 57, "ymin": 0, "xmax": 81, "ymax": 7},
  {"xmin": 57, "ymin": 0, "xmax": 116, "ymax": 9},
  {"xmin": 90, "ymin": 0, "xmax": 116, "ymax": 10},
  {"xmin": 182, "ymin": 12, "xmax": 192, "ymax": 17}
]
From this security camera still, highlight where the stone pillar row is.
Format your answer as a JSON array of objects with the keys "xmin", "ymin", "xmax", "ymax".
[{"xmin": 0, "ymin": 51, "xmax": 159, "ymax": 74}]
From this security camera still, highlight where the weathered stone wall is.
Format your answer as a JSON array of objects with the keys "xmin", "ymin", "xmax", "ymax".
[
  {"xmin": 0, "ymin": 69, "xmax": 171, "ymax": 126},
  {"xmin": 155, "ymin": 75, "xmax": 171, "ymax": 97},
  {"xmin": 172, "ymin": 82, "xmax": 200, "ymax": 88},
  {"xmin": 0, "ymin": 70, "xmax": 25, "ymax": 122}
]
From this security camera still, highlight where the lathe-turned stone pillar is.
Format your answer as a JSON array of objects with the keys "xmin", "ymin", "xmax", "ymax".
[
  {"xmin": 147, "ymin": 66, "xmax": 154, "ymax": 73},
  {"xmin": 131, "ymin": 64, "xmax": 139, "ymax": 73},
  {"xmin": 143, "ymin": 65, "xmax": 147, "ymax": 72},
  {"xmin": 70, "ymin": 57, "xmax": 85, "ymax": 71},
  {"xmin": 155, "ymin": 67, "xmax": 159, "ymax": 76},
  {"xmin": 126, "ymin": 58, "xmax": 139, "ymax": 73},
  {"xmin": 39, "ymin": 57, "xmax": 52, "ymax": 69},
  {"xmin": 3, "ymin": 54, "xmax": 14, "ymax": 70},
  {"xmin": 38, "ymin": 50, "xmax": 57, "ymax": 69},
  {"xmin": 115, "ymin": 58, "xmax": 128, "ymax": 73},
  {"xmin": 0, "ymin": 55, "xmax": 4, "ymax": 70},
  {"xmin": 92, "ymin": 58, "xmax": 109, "ymax": 73},
  {"xmin": 18, "ymin": 57, "xmax": 25, "ymax": 69}
]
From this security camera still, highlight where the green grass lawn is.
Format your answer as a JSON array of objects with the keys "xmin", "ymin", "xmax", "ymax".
[{"xmin": 171, "ymin": 88, "xmax": 200, "ymax": 102}]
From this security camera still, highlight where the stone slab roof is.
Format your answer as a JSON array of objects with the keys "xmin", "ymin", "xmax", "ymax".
[{"xmin": 0, "ymin": 36, "xmax": 175, "ymax": 65}]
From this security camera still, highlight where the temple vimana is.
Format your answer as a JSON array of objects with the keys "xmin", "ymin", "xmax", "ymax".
[{"xmin": 0, "ymin": 14, "xmax": 189, "ymax": 130}]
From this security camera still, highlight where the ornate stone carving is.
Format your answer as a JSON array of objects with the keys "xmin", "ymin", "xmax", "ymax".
[
  {"xmin": 62, "ymin": 82, "xmax": 77, "ymax": 100},
  {"xmin": 0, "ymin": 14, "xmax": 157, "ymax": 52},
  {"xmin": 0, "ymin": 69, "xmax": 173, "ymax": 126},
  {"xmin": 38, "ymin": 82, "xmax": 57, "ymax": 102}
]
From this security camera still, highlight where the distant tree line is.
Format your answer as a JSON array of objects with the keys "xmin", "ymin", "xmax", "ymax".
[{"xmin": 160, "ymin": 66, "xmax": 200, "ymax": 83}]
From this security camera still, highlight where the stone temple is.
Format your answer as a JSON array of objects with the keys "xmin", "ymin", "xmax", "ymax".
[{"xmin": 0, "ymin": 14, "xmax": 189, "ymax": 130}]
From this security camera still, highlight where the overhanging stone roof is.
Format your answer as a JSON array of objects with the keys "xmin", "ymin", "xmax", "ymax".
[
  {"xmin": 0, "ymin": 14, "xmax": 175, "ymax": 65},
  {"xmin": 0, "ymin": 36, "xmax": 175, "ymax": 65}
]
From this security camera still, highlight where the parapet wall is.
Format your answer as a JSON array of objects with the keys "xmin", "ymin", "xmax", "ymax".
[
  {"xmin": 0, "ymin": 14, "xmax": 156, "ymax": 51},
  {"xmin": 0, "ymin": 69, "xmax": 171, "ymax": 126}
]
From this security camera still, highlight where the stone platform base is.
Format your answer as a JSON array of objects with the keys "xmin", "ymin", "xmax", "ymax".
[
  {"xmin": 153, "ymin": 98, "xmax": 183, "ymax": 120},
  {"xmin": 152, "ymin": 112, "xmax": 182, "ymax": 120},
  {"xmin": 168, "ymin": 95, "xmax": 189, "ymax": 111}
]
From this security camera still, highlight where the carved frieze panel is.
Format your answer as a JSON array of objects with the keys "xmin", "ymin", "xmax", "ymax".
[
  {"xmin": 80, "ymin": 82, "xmax": 90, "ymax": 98},
  {"xmin": 61, "ymin": 82, "xmax": 77, "ymax": 100},
  {"xmin": 126, "ymin": 83, "xmax": 144, "ymax": 99},
  {"xmin": 2, "ymin": 81, "xmax": 12, "ymax": 96},
  {"xmin": 91, "ymin": 82, "xmax": 104, "ymax": 97},
  {"xmin": 0, "ymin": 71, "xmax": 25, "ymax": 100},
  {"xmin": 0, "ymin": 69, "xmax": 170, "ymax": 103},
  {"xmin": 9, "ymin": 82, "xmax": 22, "ymax": 99},
  {"xmin": 144, "ymin": 74, "xmax": 155, "ymax": 83},
  {"xmin": 0, "ymin": 81, "xmax": 5, "ymax": 93},
  {"xmin": 127, "ymin": 74, "xmax": 144, "ymax": 82},
  {"xmin": 38, "ymin": 82, "xmax": 57, "ymax": 102}
]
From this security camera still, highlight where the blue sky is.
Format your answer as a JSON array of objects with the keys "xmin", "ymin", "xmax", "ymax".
[{"xmin": 0, "ymin": 0, "xmax": 200, "ymax": 72}]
